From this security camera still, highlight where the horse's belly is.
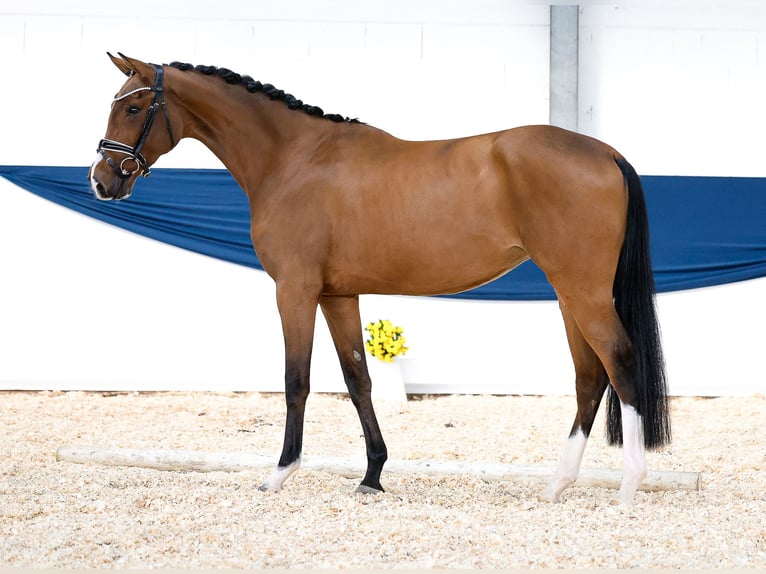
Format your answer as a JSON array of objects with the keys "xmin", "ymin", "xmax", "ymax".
[
  {"xmin": 329, "ymin": 245, "xmax": 529, "ymax": 297},
  {"xmin": 400, "ymin": 245, "xmax": 530, "ymax": 296}
]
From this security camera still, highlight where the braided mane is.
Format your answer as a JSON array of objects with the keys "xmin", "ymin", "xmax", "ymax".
[{"xmin": 167, "ymin": 61, "xmax": 361, "ymax": 124}]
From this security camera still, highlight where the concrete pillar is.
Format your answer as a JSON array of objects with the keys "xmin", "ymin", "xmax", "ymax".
[{"xmin": 549, "ymin": 5, "xmax": 579, "ymax": 132}]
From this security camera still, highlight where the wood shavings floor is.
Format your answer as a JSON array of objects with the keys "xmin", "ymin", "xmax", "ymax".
[{"xmin": 1, "ymin": 391, "xmax": 764, "ymax": 568}]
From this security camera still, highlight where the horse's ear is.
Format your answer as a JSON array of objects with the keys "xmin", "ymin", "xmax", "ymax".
[
  {"xmin": 107, "ymin": 52, "xmax": 134, "ymax": 77},
  {"xmin": 107, "ymin": 52, "xmax": 154, "ymax": 79}
]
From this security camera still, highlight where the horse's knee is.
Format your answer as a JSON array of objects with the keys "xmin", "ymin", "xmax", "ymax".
[{"xmin": 284, "ymin": 370, "xmax": 310, "ymax": 408}]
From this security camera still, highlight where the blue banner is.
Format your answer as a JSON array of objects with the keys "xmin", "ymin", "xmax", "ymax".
[{"xmin": 2, "ymin": 165, "xmax": 765, "ymax": 300}]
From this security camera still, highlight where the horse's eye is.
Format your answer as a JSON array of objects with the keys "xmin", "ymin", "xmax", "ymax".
[{"xmin": 126, "ymin": 105, "xmax": 141, "ymax": 116}]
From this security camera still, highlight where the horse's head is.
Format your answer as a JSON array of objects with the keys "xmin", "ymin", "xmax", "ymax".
[{"xmin": 89, "ymin": 53, "xmax": 177, "ymax": 200}]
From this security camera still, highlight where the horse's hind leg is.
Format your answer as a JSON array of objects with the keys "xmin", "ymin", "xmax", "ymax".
[
  {"xmin": 540, "ymin": 301, "xmax": 610, "ymax": 503},
  {"xmin": 554, "ymin": 291, "xmax": 648, "ymax": 505},
  {"xmin": 320, "ymin": 294, "xmax": 388, "ymax": 492}
]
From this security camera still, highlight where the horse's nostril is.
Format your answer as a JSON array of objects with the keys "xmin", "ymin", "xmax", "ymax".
[{"xmin": 90, "ymin": 175, "xmax": 111, "ymax": 200}]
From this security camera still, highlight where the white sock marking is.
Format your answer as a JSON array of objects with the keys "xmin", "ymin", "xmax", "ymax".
[
  {"xmin": 540, "ymin": 429, "xmax": 588, "ymax": 503},
  {"xmin": 260, "ymin": 457, "xmax": 301, "ymax": 492},
  {"xmin": 613, "ymin": 402, "xmax": 648, "ymax": 505}
]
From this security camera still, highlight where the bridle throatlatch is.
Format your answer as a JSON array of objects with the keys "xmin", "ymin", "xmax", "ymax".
[{"xmin": 97, "ymin": 64, "xmax": 176, "ymax": 178}]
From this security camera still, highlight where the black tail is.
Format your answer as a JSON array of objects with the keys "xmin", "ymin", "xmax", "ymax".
[{"xmin": 607, "ymin": 156, "xmax": 671, "ymax": 449}]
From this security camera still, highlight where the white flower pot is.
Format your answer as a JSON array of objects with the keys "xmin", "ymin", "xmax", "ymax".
[{"xmin": 367, "ymin": 358, "xmax": 407, "ymax": 403}]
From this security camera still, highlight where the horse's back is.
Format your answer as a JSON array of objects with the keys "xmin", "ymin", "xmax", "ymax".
[{"xmin": 490, "ymin": 124, "xmax": 622, "ymax": 180}]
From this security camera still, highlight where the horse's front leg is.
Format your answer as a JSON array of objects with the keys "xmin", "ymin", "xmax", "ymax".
[
  {"xmin": 320, "ymin": 294, "xmax": 388, "ymax": 492},
  {"xmin": 259, "ymin": 283, "xmax": 320, "ymax": 492}
]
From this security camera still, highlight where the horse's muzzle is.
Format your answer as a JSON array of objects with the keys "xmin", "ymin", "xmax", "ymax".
[{"xmin": 89, "ymin": 156, "xmax": 134, "ymax": 201}]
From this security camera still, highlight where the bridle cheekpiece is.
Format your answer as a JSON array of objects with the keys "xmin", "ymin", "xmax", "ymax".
[{"xmin": 96, "ymin": 64, "xmax": 176, "ymax": 178}]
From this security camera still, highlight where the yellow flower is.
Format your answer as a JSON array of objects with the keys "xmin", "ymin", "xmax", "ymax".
[{"xmin": 364, "ymin": 318, "xmax": 408, "ymax": 362}]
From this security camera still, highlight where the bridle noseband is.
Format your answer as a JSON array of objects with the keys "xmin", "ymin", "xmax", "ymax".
[{"xmin": 97, "ymin": 64, "xmax": 176, "ymax": 178}]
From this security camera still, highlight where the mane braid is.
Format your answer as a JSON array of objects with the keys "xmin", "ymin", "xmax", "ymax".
[{"xmin": 167, "ymin": 61, "xmax": 361, "ymax": 124}]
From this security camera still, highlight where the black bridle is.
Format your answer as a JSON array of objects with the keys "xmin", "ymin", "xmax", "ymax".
[{"xmin": 97, "ymin": 64, "xmax": 176, "ymax": 178}]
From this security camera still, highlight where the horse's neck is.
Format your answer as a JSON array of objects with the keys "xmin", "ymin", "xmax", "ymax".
[{"xmin": 168, "ymin": 73, "xmax": 322, "ymax": 190}]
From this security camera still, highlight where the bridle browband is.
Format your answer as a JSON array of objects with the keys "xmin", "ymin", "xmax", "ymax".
[{"xmin": 97, "ymin": 64, "xmax": 176, "ymax": 178}]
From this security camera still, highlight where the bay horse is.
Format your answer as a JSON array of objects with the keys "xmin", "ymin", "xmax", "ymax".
[{"xmin": 89, "ymin": 53, "xmax": 670, "ymax": 505}]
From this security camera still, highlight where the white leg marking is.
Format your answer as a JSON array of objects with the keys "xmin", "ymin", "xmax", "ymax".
[
  {"xmin": 540, "ymin": 429, "xmax": 588, "ymax": 503},
  {"xmin": 612, "ymin": 403, "xmax": 647, "ymax": 505},
  {"xmin": 259, "ymin": 457, "xmax": 301, "ymax": 492}
]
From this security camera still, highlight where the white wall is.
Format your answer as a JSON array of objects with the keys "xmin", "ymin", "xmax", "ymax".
[
  {"xmin": 579, "ymin": 4, "xmax": 766, "ymax": 177},
  {"xmin": 0, "ymin": 1, "xmax": 549, "ymax": 167},
  {"xmin": 1, "ymin": 1, "xmax": 764, "ymax": 397}
]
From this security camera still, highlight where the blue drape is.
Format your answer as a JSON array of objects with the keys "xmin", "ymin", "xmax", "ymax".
[{"xmin": 2, "ymin": 165, "xmax": 765, "ymax": 300}]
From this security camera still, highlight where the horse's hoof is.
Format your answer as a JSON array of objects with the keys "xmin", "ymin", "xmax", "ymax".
[
  {"xmin": 355, "ymin": 484, "xmax": 383, "ymax": 495},
  {"xmin": 258, "ymin": 483, "xmax": 278, "ymax": 493},
  {"xmin": 538, "ymin": 484, "xmax": 563, "ymax": 503}
]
